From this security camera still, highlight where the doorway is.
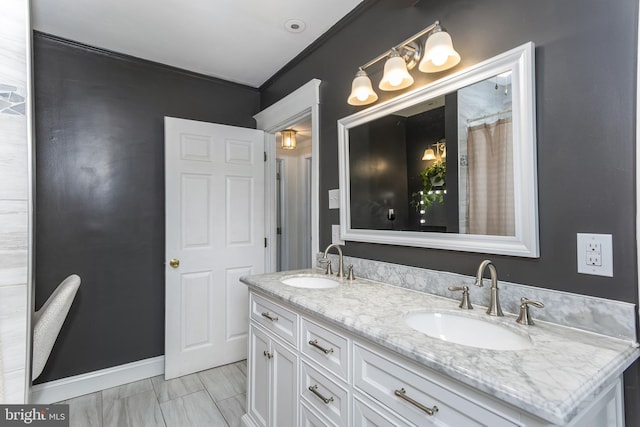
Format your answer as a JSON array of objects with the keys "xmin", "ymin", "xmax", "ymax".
[
  {"xmin": 275, "ymin": 116, "xmax": 313, "ymax": 271},
  {"xmin": 254, "ymin": 79, "xmax": 321, "ymax": 272}
]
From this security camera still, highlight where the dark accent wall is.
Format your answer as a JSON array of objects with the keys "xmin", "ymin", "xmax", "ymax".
[
  {"xmin": 33, "ymin": 33, "xmax": 260, "ymax": 383},
  {"xmin": 349, "ymin": 115, "xmax": 409, "ymax": 230},
  {"xmin": 261, "ymin": 0, "xmax": 638, "ymax": 304},
  {"xmin": 405, "ymin": 107, "xmax": 447, "ymax": 231},
  {"xmin": 259, "ymin": 0, "xmax": 638, "ymax": 423}
]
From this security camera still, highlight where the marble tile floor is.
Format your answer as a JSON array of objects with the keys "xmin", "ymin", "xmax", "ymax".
[{"xmin": 58, "ymin": 360, "xmax": 247, "ymax": 427}]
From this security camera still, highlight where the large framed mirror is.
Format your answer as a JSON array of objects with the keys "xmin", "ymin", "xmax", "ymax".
[{"xmin": 338, "ymin": 42, "xmax": 539, "ymax": 257}]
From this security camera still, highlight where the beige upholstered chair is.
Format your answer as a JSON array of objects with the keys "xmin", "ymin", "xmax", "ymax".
[{"xmin": 32, "ymin": 274, "xmax": 81, "ymax": 380}]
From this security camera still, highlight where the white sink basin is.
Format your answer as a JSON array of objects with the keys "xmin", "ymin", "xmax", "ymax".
[
  {"xmin": 405, "ymin": 311, "xmax": 533, "ymax": 351},
  {"xmin": 281, "ymin": 275, "xmax": 340, "ymax": 289}
]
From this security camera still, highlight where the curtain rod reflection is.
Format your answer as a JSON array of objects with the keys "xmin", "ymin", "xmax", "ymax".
[{"xmin": 467, "ymin": 108, "xmax": 512, "ymax": 124}]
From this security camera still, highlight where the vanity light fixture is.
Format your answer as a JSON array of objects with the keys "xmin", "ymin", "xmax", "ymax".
[
  {"xmin": 347, "ymin": 20, "xmax": 461, "ymax": 106},
  {"xmin": 281, "ymin": 129, "xmax": 297, "ymax": 150},
  {"xmin": 379, "ymin": 49, "xmax": 414, "ymax": 91},
  {"xmin": 347, "ymin": 69, "xmax": 378, "ymax": 106}
]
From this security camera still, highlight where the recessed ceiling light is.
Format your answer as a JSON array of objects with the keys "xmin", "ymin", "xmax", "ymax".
[{"xmin": 285, "ymin": 19, "xmax": 306, "ymax": 33}]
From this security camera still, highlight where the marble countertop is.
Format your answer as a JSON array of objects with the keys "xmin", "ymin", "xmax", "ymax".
[{"xmin": 241, "ymin": 269, "xmax": 640, "ymax": 425}]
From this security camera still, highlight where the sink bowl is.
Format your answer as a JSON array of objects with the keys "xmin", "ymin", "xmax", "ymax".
[
  {"xmin": 281, "ymin": 275, "xmax": 340, "ymax": 289},
  {"xmin": 405, "ymin": 311, "xmax": 533, "ymax": 351}
]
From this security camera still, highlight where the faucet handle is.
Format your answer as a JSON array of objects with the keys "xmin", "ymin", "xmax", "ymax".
[
  {"xmin": 347, "ymin": 265, "xmax": 355, "ymax": 281},
  {"xmin": 448, "ymin": 286, "xmax": 473, "ymax": 309},
  {"xmin": 516, "ymin": 297, "xmax": 544, "ymax": 325},
  {"xmin": 323, "ymin": 260, "xmax": 333, "ymax": 275}
]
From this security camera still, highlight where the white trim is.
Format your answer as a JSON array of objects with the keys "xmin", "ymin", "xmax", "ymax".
[
  {"xmin": 254, "ymin": 79, "xmax": 321, "ymax": 271},
  {"xmin": 338, "ymin": 42, "xmax": 539, "ymax": 257},
  {"xmin": 25, "ymin": 0, "xmax": 35, "ymax": 403},
  {"xmin": 636, "ymin": 0, "xmax": 640, "ymax": 332},
  {"xmin": 30, "ymin": 356, "xmax": 165, "ymax": 404}
]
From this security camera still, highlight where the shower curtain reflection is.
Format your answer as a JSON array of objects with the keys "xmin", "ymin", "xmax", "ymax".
[{"xmin": 467, "ymin": 118, "xmax": 515, "ymax": 235}]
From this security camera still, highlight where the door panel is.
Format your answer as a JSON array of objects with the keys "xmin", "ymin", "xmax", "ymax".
[
  {"xmin": 181, "ymin": 272, "xmax": 212, "ymax": 349},
  {"xmin": 226, "ymin": 176, "xmax": 254, "ymax": 245},
  {"xmin": 165, "ymin": 117, "xmax": 264, "ymax": 379},
  {"xmin": 225, "ymin": 266, "xmax": 252, "ymax": 340},
  {"xmin": 249, "ymin": 325, "xmax": 270, "ymax": 427}
]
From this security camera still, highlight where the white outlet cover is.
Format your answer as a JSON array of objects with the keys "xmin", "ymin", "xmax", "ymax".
[
  {"xmin": 577, "ymin": 233, "xmax": 613, "ymax": 277},
  {"xmin": 328, "ymin": 189, "xmax": 340, "ymax": 209},
  {"xmin": 332, "ymin": 224, "xmax": 345, "ymax": 245}
]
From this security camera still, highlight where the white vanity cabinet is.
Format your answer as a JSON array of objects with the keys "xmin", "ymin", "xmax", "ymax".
[
  {"xmin": 352, "ymin": 342, "xmax": 520, "ymax": 426},
  {"xmin": 243, "ymin": 290, "xmax": 625, "ymax": 427},
  {"xmin": 299, "ymin": 317, "xmax": 351, "ymax": 425},
  {"xmin": 246, "ymin": 294, "xmax": 299, "ymax": 427}
]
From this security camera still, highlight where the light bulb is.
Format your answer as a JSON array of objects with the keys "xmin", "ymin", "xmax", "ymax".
[
  {"xmin": 419, "ymin": 27, "xmax": 461, "ymax": 73},
  {"xmin": 379, "ymin": 52, "xmax": 413, "ymax": 91},
  {"xmin": 431, "ymin": 49, "xmax": 448, "ymax": 66},
  {"xmin": 388, "ymin": 72, "xmax": 403, "ymax": 87},
  {"xmin": 355, "ymin": 88, "xmax": 369, "ymax": 101},
  {"xmin": 348, "ymin": 70, "xmax": 378, "ymax": 106}
]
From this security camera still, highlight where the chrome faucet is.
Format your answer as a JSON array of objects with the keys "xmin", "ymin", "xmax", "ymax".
[
  {"xmin": 321, "ymin": 244, "xmax": 346, "ymax": 278},
  {"xmin": 473, "ymin": 260, "xmax": 503, "ymax": 316}
]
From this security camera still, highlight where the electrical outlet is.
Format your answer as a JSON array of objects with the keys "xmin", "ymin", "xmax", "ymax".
[
  {"xmin": 586, "ymin": 252, "xmax": 602, "ymax": 267},
  {"xmin": 577, "ymin": 233, "xmax": 613, "ymax": 277},
  {"xmin": 586, "ymin": 241, "xmax": 602, "ymax": 253}
]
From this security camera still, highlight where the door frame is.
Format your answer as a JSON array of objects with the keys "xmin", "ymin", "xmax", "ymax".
[
  {"xmin": 254, "ymin": 79, "xmax": 321, "ymax": 272},
  {"xmin": 636, "ymin": 1, "xmax": 640, "ymax": 331}
]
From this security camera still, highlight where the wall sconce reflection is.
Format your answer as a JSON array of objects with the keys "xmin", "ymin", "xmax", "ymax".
[{"xmin": 422, "ymin": 139, "xmax": 446, "ymax": 163}]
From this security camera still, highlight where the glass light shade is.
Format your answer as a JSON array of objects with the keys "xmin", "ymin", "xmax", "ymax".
[
  {"xmin": 419, "ymin": 30, "xmax": 461, "ymax": 73},
  {"xmin": 379, "ymin": 52, "xmax": 414, "ymax": 91},
  {"xmin": 347, "ymin": 70, "xmax": 378, "ymax": 106},
  {"xmin": 281, "ymin": 129, "xmax": 297, "ymax": 150},
  {"xmin": 422, "ymin": 148, "xmax": 436, "ymax": 160}
]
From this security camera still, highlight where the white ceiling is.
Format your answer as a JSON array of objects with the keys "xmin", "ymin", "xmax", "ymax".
[{"xmin": 31, "ymin": 0, "xmax": 363, "ymax": 88}]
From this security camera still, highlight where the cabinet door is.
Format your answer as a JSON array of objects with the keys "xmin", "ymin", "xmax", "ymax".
[
  {"xmin": 271, "ymin": 339, "xmax": 298, "ymax": 427},
  {"xmin": 249, "ymin": 326, "xmax": 270, "ymax": 427}
]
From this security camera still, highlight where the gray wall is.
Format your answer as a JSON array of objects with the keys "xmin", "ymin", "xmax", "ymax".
[
  {"xmin": 259, "ymin": 0, "xmax": 639, "ymax": 423},
  {"xmin": 33, "ymin": 33, "xmax": 260, "ymax": 383},
  {"xmin": 349, "ymin": 115, "xmax": 409, "ymax": 230},
  {"xmin": 261, "ymin": 0, "xmax": 638, "ymax": 303}
]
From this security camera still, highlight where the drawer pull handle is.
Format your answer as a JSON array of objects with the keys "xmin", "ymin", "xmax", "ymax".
[
  {"xmin": 261, "ymin": 312, "xmax": 279, "ymax": 322},
  {"xmin": 309, "ymin": 339, "xmax": 334, "ymax": 354},
  {"xmin": 394, "ymin": 388, "xmax": 438, "ymax": 416},
  {"xmin": 263, "ymin": 350, "xmax": 273, "ymax": 359},
  {"xmin": 308, "ymin": 385, "xmax": 334, "ymax": 404}
]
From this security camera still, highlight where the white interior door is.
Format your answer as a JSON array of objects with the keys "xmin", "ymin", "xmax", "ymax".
[{"xmin": 164, "ymin": 117, "xmax": 264, "ymax": 379}]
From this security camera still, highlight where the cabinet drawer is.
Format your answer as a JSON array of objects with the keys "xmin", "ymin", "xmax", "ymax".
[
  {"xmin": 301, "ymin": 317, "xmax": 349, "ymax": 380},
  {"xmin": 353, "ymin": 344, "xmax": 518, "ymax": 427},
  {"xmin": 250, "ymin": 293, "xmax": 298, "ymax": 346},
  {"xmin": 300, "ymin": 401, "xmax": 333, "ymax": 427},
  {"xmin": 354, "ymin": 394, "xmax": 411, "ymax": 427},
  {"xmin": 300, "ymin": 360, "xmax": 349, "ymax": 426}
]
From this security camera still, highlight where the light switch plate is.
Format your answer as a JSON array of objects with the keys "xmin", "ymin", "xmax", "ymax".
[
  {"xmin": 577, "ymin": 233, "xmax": 613, "ymax": 277},
  {"xmin": 332, "ymin": 224, "xmax": 345, "ymax": 245},
  {"xmin": 328, "ymin": 189, "xmax": 340, "ymax": 209}
]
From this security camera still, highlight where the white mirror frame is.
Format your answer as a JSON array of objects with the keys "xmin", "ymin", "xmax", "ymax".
[{"xmin": 338, "ymin": 42, "xmax": 539, "ymax": 257}]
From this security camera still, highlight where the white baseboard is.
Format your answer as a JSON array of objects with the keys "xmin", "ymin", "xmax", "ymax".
[{"xmin": 29, "ymin": 356, "xmax": 165, "ymax": 404}]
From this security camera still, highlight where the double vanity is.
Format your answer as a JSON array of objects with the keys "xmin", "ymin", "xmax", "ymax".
[{"xmin": 240, "ymin": 261, "xmax": 639, "ymax": 427}]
